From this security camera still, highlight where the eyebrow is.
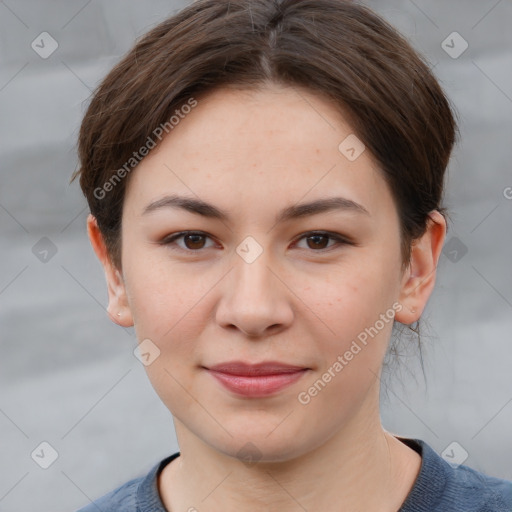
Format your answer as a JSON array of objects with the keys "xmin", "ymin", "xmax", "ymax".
[{"xmin": 141, "ymin": 194, "xmax": 370, "ymax": 223}]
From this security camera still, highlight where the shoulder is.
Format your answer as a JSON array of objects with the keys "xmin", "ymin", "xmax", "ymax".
[
  {"xmin": 74, "ymin": 452, "xmax": 180, "ymax": 512},
  {"xmin": 398, "ymin": 437, "xmax": 512, "ymax": 512},
  {"xmin": 75, "ymin": 476, "xmax": 141, "ymax": 511},
  {"xmin": 443, "ymin": 460, "xmax": 512, "ymax": 511}
]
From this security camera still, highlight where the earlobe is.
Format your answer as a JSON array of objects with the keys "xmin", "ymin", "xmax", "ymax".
[
  {"xmin": 86, "ymin": 214, "xmax": 134, "ymax": 327},
  {"xmin": 395, "ymin": 210, "xmax": 446, "ymax": 325}
]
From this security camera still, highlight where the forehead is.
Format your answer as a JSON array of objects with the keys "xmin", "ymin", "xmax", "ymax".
[{"xmin": 123, "ymin": 85, "xmax": 392, "ymax": 220}]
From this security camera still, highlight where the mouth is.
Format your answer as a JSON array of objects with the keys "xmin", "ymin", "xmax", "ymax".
[{"xmin": 203, "ymin": 361, "xmax": 310, "ymax": 398}]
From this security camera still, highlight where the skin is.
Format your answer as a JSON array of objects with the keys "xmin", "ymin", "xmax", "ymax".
[{"xmin": 88, "ymin": 84, "xmax": 446, "ymax": 511}]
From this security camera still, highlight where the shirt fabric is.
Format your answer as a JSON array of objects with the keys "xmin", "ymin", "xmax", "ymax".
[{"xmin": 76, "ymin": 436, "xmax": 512, "ymax": 511}]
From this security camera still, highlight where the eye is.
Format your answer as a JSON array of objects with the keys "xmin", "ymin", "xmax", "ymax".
[
  {"xmin": 159, "ymin": 230, "xmax": 352, "ymax": 254},
  {"xmin": 159, "ymin": 231, "xmax": 218, "ymax": 252},
  {"xmin": 293, "ymin": 231, "xmax": 352, "ymax": 251}
]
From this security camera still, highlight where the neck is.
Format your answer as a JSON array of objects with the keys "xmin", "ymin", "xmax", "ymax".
[{"xmin": 159, "ymin": 394, "xmax": 421, "ymax": 512}]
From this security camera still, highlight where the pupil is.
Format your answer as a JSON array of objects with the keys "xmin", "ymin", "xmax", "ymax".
[
  {"xmin": 186, "ymin": 234, "xmax": 204, "ymax": 249},
  {"xmin": 308, "ymin": 235, "xmax": 328, "ymax": 249}
]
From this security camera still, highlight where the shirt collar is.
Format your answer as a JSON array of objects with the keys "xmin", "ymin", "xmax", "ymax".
[
  {"xmin": 396, "ymin": 436, "xmax": 449, "ymax": 512},
  {"xmin": 136, "ymin": 437, "xmax": 448, "ymax": 512},
  {"xmin": 137, "ymin": 451, "xmax": 180, "ymax": 512}
]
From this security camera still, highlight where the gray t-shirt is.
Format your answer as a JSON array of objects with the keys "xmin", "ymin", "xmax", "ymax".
[{"xmin": 76, "ymin": 437, "xmax": 512, "ymax": 511}]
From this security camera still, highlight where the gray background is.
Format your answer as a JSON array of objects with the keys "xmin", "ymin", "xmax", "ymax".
[{"xmin": 0, "ymin": 0, "xmax": 511, "ymax": 511}]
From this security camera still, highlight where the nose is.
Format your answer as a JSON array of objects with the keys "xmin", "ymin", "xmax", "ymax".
[{"xmin": 215, "ymin": 249, "xmax": 294, "ymax": 338}]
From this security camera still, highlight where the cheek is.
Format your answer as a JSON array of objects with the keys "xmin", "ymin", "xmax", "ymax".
[
  {"xmin": 298, "ymin": 258, "xmax": 400, "ymax": 387},
  {"xmin": 294, "ymin": 269, "xmax": 396, "ymax": 418},
  {"xmin": 305, "ymin": 262, "xmax": 394, "ymax": 332},
  {"xmin": 124, "ymin": 249, "xmax": 201, "ymax": 333}
]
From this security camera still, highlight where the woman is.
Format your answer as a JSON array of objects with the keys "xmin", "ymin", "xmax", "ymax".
[{"xmin": 72, "ymin": 0, "xmax": 512, "ymax": 510}]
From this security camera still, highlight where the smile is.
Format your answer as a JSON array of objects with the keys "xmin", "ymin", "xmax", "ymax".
[{"xmin": 203, "ymin": 361, "xmax": 310, "ymax": 398}]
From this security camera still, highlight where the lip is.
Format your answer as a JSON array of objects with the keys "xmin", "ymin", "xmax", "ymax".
[{"xmin": 204, "ymin": 361, "xmax": 309, "ymax": 397}]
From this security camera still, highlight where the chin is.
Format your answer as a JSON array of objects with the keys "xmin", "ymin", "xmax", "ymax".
[{"xmin": 204, "ymin": 425, "xmax": 314, "ymax": 465}]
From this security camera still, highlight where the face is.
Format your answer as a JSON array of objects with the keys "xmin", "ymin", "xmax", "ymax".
[{"xmin": 89, "ymin": 84, "xmax": 443, "ymax": 462}]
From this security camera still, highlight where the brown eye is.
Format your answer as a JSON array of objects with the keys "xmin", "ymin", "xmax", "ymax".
[
  {"xmin": 160, "ymin": 231, "xmax": 216, "ymax": 252},
  {"xmin": 306, "ymin": 234, "xmax": 330, "ymax": 250},
  {"xmin": 294, "ymin": 231, "xmax": 351, "ymax": 252},
  {"xmin": 183, "ymin": 233, "xmax": 207, "ymax": 250}
]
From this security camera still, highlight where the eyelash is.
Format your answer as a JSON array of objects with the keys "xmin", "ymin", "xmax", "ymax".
[{"xmin": 159, "ymin": 230, "xmax": 353, "ymax": 254}]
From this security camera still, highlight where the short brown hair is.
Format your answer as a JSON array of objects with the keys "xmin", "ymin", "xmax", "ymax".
[{"xmin": 71, "ymin": 0, "xmax": 458, "ymax": 274}]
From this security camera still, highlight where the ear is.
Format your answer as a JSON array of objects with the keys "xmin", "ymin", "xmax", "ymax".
[
  {"xmin": 86, "ymin": 214, "xmax": 134, "ymax": 327},
  {"xmin": 394, "ymin": 210, "xmax": 446, "ymax": 325}
]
